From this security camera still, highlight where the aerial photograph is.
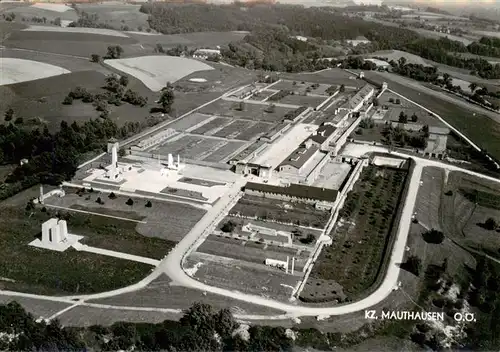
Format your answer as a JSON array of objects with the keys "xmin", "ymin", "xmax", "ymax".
[{"xmin": 0, "ymin": 0, "xmax": 500, "ymax": 350}]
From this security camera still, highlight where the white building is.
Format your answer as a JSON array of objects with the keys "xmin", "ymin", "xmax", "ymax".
[{"xmin": 193, "ymin": 48, "xmax": 221, "ymax": 60}]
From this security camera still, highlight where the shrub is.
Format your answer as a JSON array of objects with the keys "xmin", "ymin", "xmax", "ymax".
[
  {"xmin": 422, "ymin": 229, "xmax": 445, "ymax": 244},
  {"xmin": 221, "ymin": 221, "xmax": 236, "ymax": 233},
  {"xmin": 62, "ymin": 95, "xmax": 74, "ymax": 105},
  {"xmin": 402, "ymin": 254, "xmax": 422, "ymax": 276},
  {"xmin": 145, "ymin": 201, "xmax": 152, "ymax": 208},
  {"xmin": 108, "ymin": 192, "xmax": 116, "ymax": 199},
  {"xmin": 126, "ymin": 198, "xmax": 134, "ymax": 206},
  {"xmin": 484, "ymin": 217, "xmax": 498, "ymax": 231}
]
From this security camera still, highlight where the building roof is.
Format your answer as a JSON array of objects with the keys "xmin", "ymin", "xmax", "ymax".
[
  {"xmin": 245, "ymin": 182, "xmax": 338, "ymax": 202},
  {"xmin": 347, "ymin": 84, "xmax": 374, "ymax": 110},
  {"xmin": 308, "ymin": 124, "xmax": 337, "ymax": 144},
  {"xmin": 278, "ymin": 145, "xmax": 319, "ymax": 170},
  {"xmin": 428, "ymin": 126, "xmax": 450, "ymax": 135}
]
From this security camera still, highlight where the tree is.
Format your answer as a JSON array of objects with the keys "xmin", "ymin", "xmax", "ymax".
[
  {"xmin": 237, "ymin": 101, "xmax": 246, "ymax": 111},
  {"xmin": 119, "ymin": 75, "xmax": 129, "ymax": 87},
  {"xmin": 54, "ymin": 17, "xmax": 61, "ymax": 26},
  {"xmin": 484, "ymin": 217, "xmax": 497, "ymax": 231},
  {"xmin": 62, "ymin": 95, "xmax": 73, "ymax": 105},
  {"xmin": 158, "ymin": 87, "xmax": 175, "ymax": 113},
  {"xmin": 109, "ymin": 192, "xmax": 117, "ymax": 199},
  {"xmin": 221, "ymin": 221, "xmax": 236, "ymax": 233},
  {"xmin": 372, "ymin": 98, "xmax": 379, "ymax": 106},
  {"xmin": 4, "ymin": 108, "xmax": 14, "ymax": 122},
  {"xmin": 106, "ymin": 45, "xmax": 123, "ymax": 59},
  {"xmin": 395, "ymin": 98, "xmax": 401, "ymax": 104},
  {"xmin": 398, "ymin": 56, "xmax": 407, "ymax": 68},
  {"xmin": 96, "ymin": 197, "xmax": 103, "ymax": 204},
  {"xmin": 118, "ymin": 147, "xmax": 126, "ymax": 157},
  {"xmin": 300, "ymin": 234, "xmax": 316, "ymax": 244},
  {"xmin": 14, "ymin": 117, "xmax": 23, "ymax": 124},
  {"xmin": 403, "ymin": 254, "xmax": 422, "ymax": 276},
  {"xmin": 411, "ymin": 113, "xmax": 418, "ymax": 122},
  {"xmin": 469, "ymin": 82, "xmax": 478, "ymax": 93},
  {"xmin": 422, "ymin": 229, "xmax": 445, "ymax": 244},
  {"xmin": 265, "ymin": 103, "xmax": 276, "ymax": 113},
  {"xmin": 126, "ymin": 198, "xmax": 134, "ymax": 206},
  {"xmin": 398, "ymin": 111, "xmax": 408, "ymax": 123},
  {"xmin": 90, "ymin": 54, "xmax": 101, "ymax": 63},
  {"xmin": 145, "ymin": 200, "xmax": 152, "ymax": 208},
  {"xmin": 339, "ymin": 84, "xmax": 345, "ymax": 92}
]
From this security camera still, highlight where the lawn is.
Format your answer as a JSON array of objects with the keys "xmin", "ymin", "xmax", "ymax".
[
  {"xmin": 365, "ymin": 71, "xmax": 500, "ymax": 161},
  {"xmin": 198, "ymin": 99, "xmax": 294, "ymax": 122},
  {"xmin": 304, "ymin": 165, "xmax": 409, "ymax": 301},
  {"xmin": 0, "ymin": 205, "xmax": 154, "ymax": 295}
]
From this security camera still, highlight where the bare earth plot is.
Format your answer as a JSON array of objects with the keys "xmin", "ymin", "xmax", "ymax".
[
  {"xmin": 191, "ymin": 117, "xmax": 232, "ymax": 135},
  {"xmin": 212, "ymin": 120, "xmax": 255, "ymax": 139},
  {"xmin": 23, "ymin": 25, "xmax": 129, "ymax": 37},
  {"xmin": 186, "ymin": 255, "xmax": 299, "ymax": 302},
  {"xmin": 230, "ymin": 195, "xmax": 330, "ymax": 229},
  {"xmin": 368, "ymin": 50, "xmax": 432, "ymax": 66},
  {"xmin": 0, "ymin": 57, "xmax": 70, "ymax": 85},
  {"xmin": 196, "ymin": 235, "xmax": 309, "ymax": 272},
  {"xmin": 202, "ymin": 141, "xmax": 246, "ymax": 163},
  {"xmin": 88, "ymin": 274, "xmax": 284, "ymax": 315},
  {"xmin": 153, "ymin": 135, "xmax": 228, "ymax": 161},
  {"xmin": 281, "ymin": 69, "xmax": 365, "ymax": 87},
  {"xmin": 104, "ymin": 55, "xmax": 214, "ymax": 91},
  {"xmin": 278, "ymin": 94, "xmax": 326, "ymax": 108},
  {"xmin": 413, "ymin": 167, "xmax": 444, "ymax": 231},
  {"xmin": 236, "ymin": 122, "xmax": 274, "ymax": 140},
  {"xmin": 168, "ymin": 112, "xmax": 213, "ymax": 131}
]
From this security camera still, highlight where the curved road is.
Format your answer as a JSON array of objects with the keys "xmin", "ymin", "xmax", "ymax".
[{"xmin": 1, "ymin": 146, "xmax": 500, "ymax": 320}]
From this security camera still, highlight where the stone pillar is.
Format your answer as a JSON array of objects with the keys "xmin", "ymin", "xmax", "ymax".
[
  {"xmin": 42, "ymin": 218, "xmax": 58, "ymax": 244},
  {"xmin": 39, "ymin": 185, "xmax": 44, "ymax": 204},
  {"xmin": 291, "ymin": 257, "xmax": 295, "ymax": 275},
  {"xmin": 58, "ymin": 220, "xmax": 68, "ymax": 241}
]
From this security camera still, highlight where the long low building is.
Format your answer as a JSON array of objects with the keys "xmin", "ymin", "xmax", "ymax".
[{"xmin": 244, "ymin": 181, "xmax": 338, "ymax": 207}]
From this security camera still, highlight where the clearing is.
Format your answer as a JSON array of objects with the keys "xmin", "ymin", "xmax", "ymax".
[
  {"xmin": 0, "ymin": 58, "xmax": 70, "ymax": 85},
  {"xmin": 104, "ymin": 55, "xmax": 214, "ymax": 91}
]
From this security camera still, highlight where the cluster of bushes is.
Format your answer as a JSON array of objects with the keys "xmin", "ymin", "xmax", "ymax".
[
  {"xmin": 268, "ymin": 89, "xmax": 292, "ymax": 101},
  {"xmin": 284, "ymin": 106, "xmax": 308, "ymax": 121},
  {"xmin": 63, "ymin": 74, "xmax": 148, "ymax": 118}
]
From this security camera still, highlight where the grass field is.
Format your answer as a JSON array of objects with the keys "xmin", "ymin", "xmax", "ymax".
[
  {"xmin": 47, "ymin": 189, "xmax": 205, "ymax": 243},
  {"xmin": 365, "ymin": 71, "xmax": 500, "ymax": 161},
  {"xmin": 305, "ymin": 165, "xmax": 408, "ymax": 300},
  {"xmin": 0, "ymin": 205, "xmax": 153, "ymax": 295},
  {"xmin": 104, "ymin": 56, "xmax": 214, "ymax": 91},
  {"xmin": 229, "ymin": 195, "xmax": 330, "ymax": 229},
  {"xmin": 199, "ymin": 99, "xmax": 294, "ymax": 122}
]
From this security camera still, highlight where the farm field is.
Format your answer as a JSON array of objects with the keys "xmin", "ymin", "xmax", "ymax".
[
  {"xmin": 127, "ymin": 31, "xmax": 247, "ymax": 49},
  {"xmin": 0, "ymin": 3, "xmax": 78, "ymax": 23},
  {"xmin": 199, "ymin": 99, "xmax": 294, "ymax": 122},
  {"xmin": 304, "ymin": 164, "xmax": 409, "ymax": 301},
  {"xmin": 365, "ymin": 71, "xmax": 500, "ymax": 161},
  {"xmin": 0, "ymin": 205, "xmax": 153, "ymax": 295},
  {"xmin": 229, "ymin": 194, "xmax": 330, "ymax": 229},
  {"xmin": 104, "ymin": 55, "xmax": 214, "ymax": 91},
  {"xmin": 229, "ymin": 140, "xmax": 266, "ymax": 162},
  {"xmin": 367, "ymin": 50, "xmax": 432, "ymax": 67},
  {"xmin": 4, "ymin": 29, "xmax": 141, "ymax": 58},
  {"xmin": 0, "ymin": 57, "xmax": 70, "ymax": 85},
  {"xmin": 413, "ymin": 167, "xmax": 445, "ymax": 231},
  {"xmin": 46, "ymin": 189, "xmax": 205, "ymax": 243},
  {"xmin": 248, "ymin": 89, "xmax": 276, "ymax": 101},
  {"xmin": 76, "ymin": 3, "xmax": 149, "ymax": 32},
  {"xmin": 186, "ymin": 255, "xmax": 299, "ymax": 302}
]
